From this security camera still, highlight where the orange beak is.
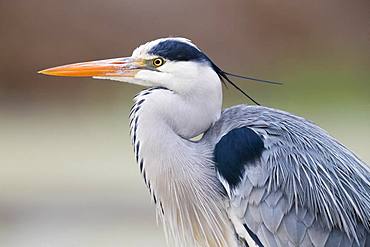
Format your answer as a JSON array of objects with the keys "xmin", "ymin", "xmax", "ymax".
[{"xmin": 38, "ymin": 57, "xmax": 143, "ymax": 78}]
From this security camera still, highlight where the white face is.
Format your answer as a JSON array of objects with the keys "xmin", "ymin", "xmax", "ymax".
[
  {"xmin": 134, "ymin": 59, "xmax": 219, "ymax": 94},
  {"xmin": 99, "ymin": 38, "xmax": 221, "ymax": 95}
]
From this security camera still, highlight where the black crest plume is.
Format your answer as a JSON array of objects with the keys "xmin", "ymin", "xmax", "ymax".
[{"xmin": 210, "ymin": 62, "xmax": 282, "ymax": 105}]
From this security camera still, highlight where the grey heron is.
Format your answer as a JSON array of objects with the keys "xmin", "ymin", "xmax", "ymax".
[{"xmin": 39, "ymin": 37, "xmax": 370, "ymax": 247}]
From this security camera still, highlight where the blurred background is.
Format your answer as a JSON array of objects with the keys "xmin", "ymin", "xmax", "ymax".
[{"xmin": 0, "ymin": 0, "xmax": 369, "ymax": 246}]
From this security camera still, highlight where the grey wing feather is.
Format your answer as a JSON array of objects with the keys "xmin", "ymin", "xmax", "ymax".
[{"xmin": 205, "ymin": 105, "xmax": 370, "ymax": 247}]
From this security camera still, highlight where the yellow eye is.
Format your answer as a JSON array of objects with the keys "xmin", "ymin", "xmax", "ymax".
[{"xmin": 152, "ymin": 58, "xmax": 165, "ymax": 67}]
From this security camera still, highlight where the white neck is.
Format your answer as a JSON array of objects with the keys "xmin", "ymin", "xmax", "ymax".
[{"xmin": 129, "ymin": 88, "xmax": 238, "ymax": 247}]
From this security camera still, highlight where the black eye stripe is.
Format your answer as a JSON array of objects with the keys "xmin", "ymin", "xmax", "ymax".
[{"xmin": 149, "ymin": 40, "xmax": 208, "ymax": 62}]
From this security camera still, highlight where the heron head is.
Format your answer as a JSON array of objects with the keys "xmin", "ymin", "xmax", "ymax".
[{"xmin": 39, "ymin": 37, "xmax": 221, "ymax": 95}]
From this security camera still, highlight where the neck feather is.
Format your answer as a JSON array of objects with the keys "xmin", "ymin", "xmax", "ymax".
[{"xmin": 129, "ymin": 88, "xmax": 237, "ymax": 247}]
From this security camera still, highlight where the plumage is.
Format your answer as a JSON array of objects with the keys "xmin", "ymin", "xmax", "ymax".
[
  {"xmin": 40, "ymin": 37, "xmax": 370, "ymax": 247},
  {"xmin": 205, "ymin": 105, "xmax": 370, "ymax": 246}
]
